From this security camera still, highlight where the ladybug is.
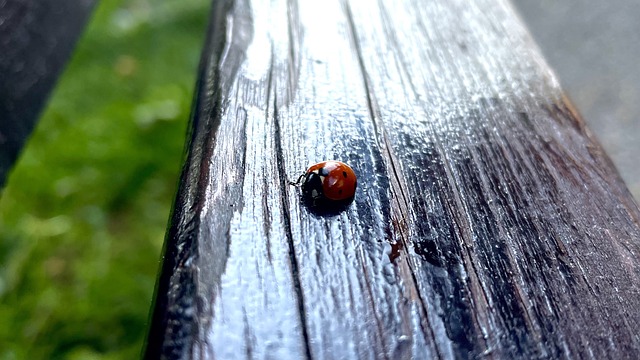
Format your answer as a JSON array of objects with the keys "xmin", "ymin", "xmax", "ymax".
[{"xmin": 296, "ymin": 160, "xmax": 357, "ymax": 209}]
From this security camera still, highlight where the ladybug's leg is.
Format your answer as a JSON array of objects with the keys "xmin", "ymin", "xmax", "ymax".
[{"xmin": 289, "ymin": 173, "xmax": 305, "ymax": 186}]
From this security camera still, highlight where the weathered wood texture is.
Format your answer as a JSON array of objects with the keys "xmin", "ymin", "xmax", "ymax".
[
  {"xmin": 512, "ymin": 0, "xmax": 640, "ymax": 201},
  {"xmin": 0, "ymin": 0, "xmax": 95, "ymax": 186},
  {"xmin": 145, "ymin": 0, "xmax": 640, "ymax": 358}
]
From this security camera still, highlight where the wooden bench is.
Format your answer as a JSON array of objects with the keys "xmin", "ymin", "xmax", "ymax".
[
  {"xmin": 142, "ymin": 0, "xmax": 640, "ymax": 358},
  {"xmin": 0, "ymin": 0, "xmax": 95, "ymax": 187}
]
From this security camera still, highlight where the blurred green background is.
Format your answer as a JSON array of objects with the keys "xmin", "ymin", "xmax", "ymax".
[{"xmin": 0, "ymin": 0, "xmax": 208, "ymax": 358}]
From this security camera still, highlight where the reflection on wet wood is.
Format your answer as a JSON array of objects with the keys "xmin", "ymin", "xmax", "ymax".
[{"xmin": 145, "ymin": 0, "xmax": 640, "ymax": 358}]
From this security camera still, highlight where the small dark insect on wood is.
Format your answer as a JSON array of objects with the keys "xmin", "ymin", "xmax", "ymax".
[{"xmin": 144, "ymin": 0, "xmax": 640, "ymax": 359}]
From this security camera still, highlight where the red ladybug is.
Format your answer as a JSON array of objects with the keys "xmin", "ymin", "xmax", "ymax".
[{"xmin": 298, "ymin": 161, "xmax": 357, "ymax": 207}]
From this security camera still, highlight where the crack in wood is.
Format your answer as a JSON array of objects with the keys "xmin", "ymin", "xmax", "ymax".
[
  {"xmin": 343, "ymin": 1, "xmax": 446, "ymax": 358},
  {"xmin": 272, "ymin": 66, "xmax": 314, "ymax": 360}
]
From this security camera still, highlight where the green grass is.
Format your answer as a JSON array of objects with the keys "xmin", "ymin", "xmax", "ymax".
[{"xmin": 0, "ymin": 0, "xmax": 208, "ymax": 358}]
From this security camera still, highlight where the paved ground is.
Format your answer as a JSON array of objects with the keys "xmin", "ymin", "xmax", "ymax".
[{"xmin": 512, "ymin": 0, "xmax": 640, "ymax": 201}]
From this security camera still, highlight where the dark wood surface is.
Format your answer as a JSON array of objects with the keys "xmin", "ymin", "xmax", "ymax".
[
  {"xmin": 0, "ymin": 0, "xmax": 95, "ymax": 187},
  {"xmin": 145, "ymin": 0, "xmax": 640, "ymax": 358},
  {"xmin": 513, "ymin": 0, "xmax": 640, "ymax": 201}
]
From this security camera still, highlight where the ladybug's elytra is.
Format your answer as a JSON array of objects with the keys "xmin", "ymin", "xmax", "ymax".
[{"xmin": 299, "ymin": 161, "xmax": 357, "ymax": 206}]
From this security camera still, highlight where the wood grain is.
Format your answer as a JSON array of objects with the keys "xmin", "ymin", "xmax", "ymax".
[{"xmin": 144, "ymin": 0, "xmax": 640, "ymax": 358}]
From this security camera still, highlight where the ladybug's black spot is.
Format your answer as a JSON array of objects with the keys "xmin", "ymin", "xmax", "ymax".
[
  {"xmin": 343, "ymin": 171, "xmax": 348, "ymax": 178},
  {"xmin": 338, "ymin": 189, "xmax": 342, "ymax": 194}
]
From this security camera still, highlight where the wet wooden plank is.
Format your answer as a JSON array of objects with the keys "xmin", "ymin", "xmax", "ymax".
[
  {"xmin": 144, "ymin": 0, "xmax": 640, "ymax": 358},
  {"xmin": 0, "ymin": 0, "xmax": 95, "ymax": 186}
]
